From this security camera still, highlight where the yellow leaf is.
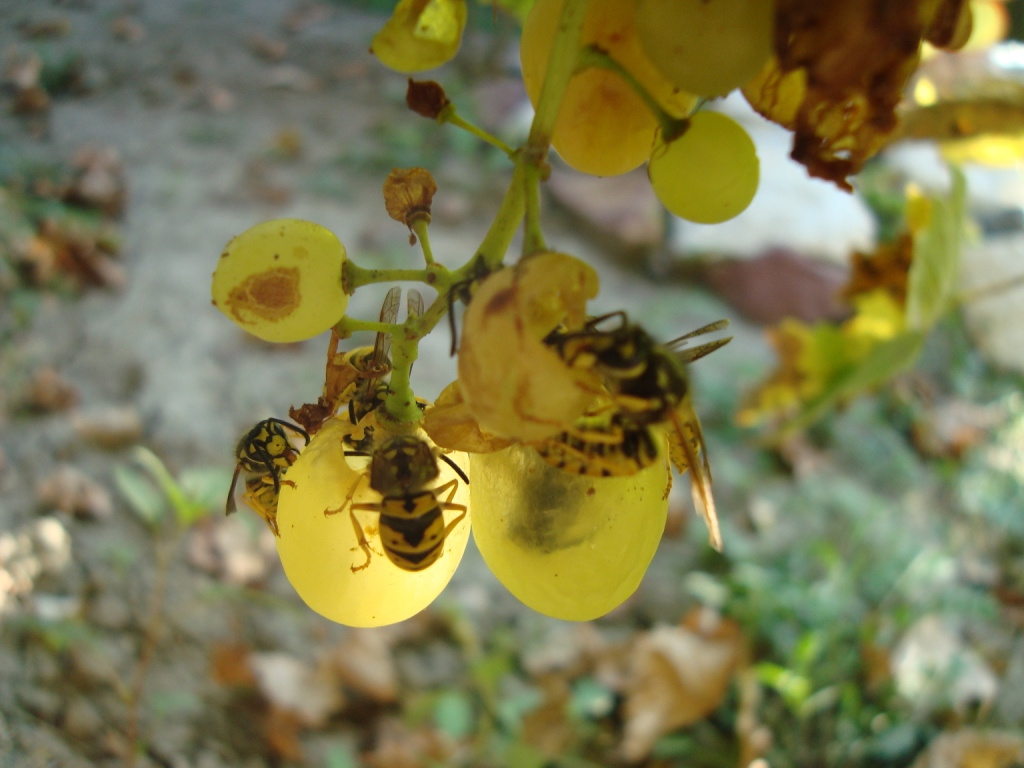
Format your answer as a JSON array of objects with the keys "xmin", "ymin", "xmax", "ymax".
[{"xmin": 371, "ymin": 0, "xmax": 468, "ymax": 73}]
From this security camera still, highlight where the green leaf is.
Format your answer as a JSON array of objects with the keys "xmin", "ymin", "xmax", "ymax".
[
  {"xmin": 113, "ymin": 464, "xmax": 167, "ymax": 527},
  {"xmin": 568, "ymin": 677, "xmax": 614, "ymax": 720},
  {"xmin": 434, "ymin": 689, "xmax": 475, "ymax": 739},
  {"xmin": 178, "ymin": 467, "xmax": 233, "ymax": 525},
  {"xmin": 905, "ymin": 167, "xmax": 966, "ymax": 330},
  {"xmin": 782, "ymin": 331, "xmax": 925, "ymax": 435}
]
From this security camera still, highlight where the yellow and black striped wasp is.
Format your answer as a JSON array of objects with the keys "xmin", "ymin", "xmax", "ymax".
[
  {"xmin": 344, "ymin": 287, "xmax": 427, "ymax": 451},
  {"xmin": 289, "ymin": 287, "xmax": 424, "ymax": 447},
  {"xmin": 326, "ymin": 434, "xmax": 469, "ymax": 572},
  {"xmin": 226, "ymin": 418, "xmax": 310, "ymax": 536},
  {"xmin": 532, "ymin": 411, "xmax": 661, "ymax": 478},
  {"xmin": 544, "ymin": 314, "xmax": 731, "ymax": 548}
]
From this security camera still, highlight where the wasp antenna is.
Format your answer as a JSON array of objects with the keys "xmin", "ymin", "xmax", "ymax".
[{"xmin": 439, "ymin": 453, "xmax": 470, "ymax": 485}]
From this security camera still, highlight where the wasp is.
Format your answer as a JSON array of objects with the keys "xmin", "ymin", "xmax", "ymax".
[
  {"xmin": 289, "ymin": 287, "xmax": 424, "ymax": 446},
  {"xmin": 226, "ymin": 418, "xmax": 310, "ymax": 536},
  {"xmin": 545, "ymin": 314, "xmax": 731, "ymax": 548},
  {"xmin": 532, "ymin": 412, "xmax": 661, "ymax": 478},
  {"xmin": 344, "ymin": 288, "xmax": 429, "ymax": 453},
  {"xmin": 326, "ymin": 434, "xmax": 469, "ymax": 572}
]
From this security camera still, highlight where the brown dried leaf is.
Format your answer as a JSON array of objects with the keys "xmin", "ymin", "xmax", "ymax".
[
  {"xmin": 247, "ymin": 33, "xmax": 288, "ymax": 62},
  {"xmin": 521, "ymin": 676, "xmax": 574, "ymax": 758},
  {"xmin": 186, "ymin": 516, "xmax": 273, "ymax": 586},
  {"xmin": 909, "ymin": 728, "xmax": 1024, "ymax": 768},
  {"xmin": 110, "ymin": 16, "xmax": 145, "ymax": 43},
  {"xmin": 745, "ymin": 0, "xmax": 971, "ymax": 190},
  {"xmin": 363, "ymin": 718, "xmax": 455, "ymax": 768},
  {"xmin": 842, "ymin": 233, "xmax": 915, "ymax": 308},
  {"xmin": 210, "ymin": 641, "xmax": 257, "ymax": 687},
  {"xmin": 328, "ymin": 628, "xmax": 400, "ymax": 703},
  {"xmin": 19, "ymin": 17, "xmax": 71, "ymax": 39},
  {"xmin": 25, "ymin": 366, "xmax": 78, "ymax": 412},
  {"xmin": 71, "ymin": 405, "xmax": 143, "ymax": 449},
  {"xmin": 36, "ymin": 465, "xmax": 113, "ymax": 520},
  {"xmin": 621, "ymin": 609, "xmax": 743, "ymax": 761},
  {"xmin": 69, "ymin": 145, "xmax": 128, "ymax": 217},
  {"xmin": 249, "ymin": 651, "xmax": 344, "ymax": 728}
]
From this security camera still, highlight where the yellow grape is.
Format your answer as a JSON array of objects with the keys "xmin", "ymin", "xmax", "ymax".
[
  {"xmin": 275, "ymin": 418, "xmax": 471, "ymax": 628},
  {"xmin": 520, "ymin": 0, "xmax": 697, "ymax": 176},
  {"xmin": 648, "ymin": 111, "xmax": 759, "ymax": 225},
  {"xmin": 470, "ymin": 442, "xmax": 670, "ymax": 621},
  {"xmin": 212, "ymin": 219, "xmax": 349, "ymax": 343},
  {"xmin": 635, "ymin": 0, "xmax": 773, "ymax": 97}
]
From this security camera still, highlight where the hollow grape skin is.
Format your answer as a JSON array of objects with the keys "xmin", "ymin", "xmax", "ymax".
[
  {"xmin": 635, "ymin": 0, "xmax": 773, "ymax": 98},
  {"xmin": 648, "ymin": 111, "xmax": 759, "ymax": 225},
  {"xmin": 470, "ymin": 442, "xmax": 670, "ymax": 622}
]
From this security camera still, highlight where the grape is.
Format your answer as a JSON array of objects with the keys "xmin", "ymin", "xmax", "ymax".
[
  {"xmin": 275, "ymin": 418, "xmax": 471, "ymax": 628},
  {"xmin": 371, "ymin": 0, "xmax": 467, "ymax": 73},
  {"xmin": 470, "ymin": 442, "xmax": 670, "ymax": 621},
  {"xmin": 520, "ymin": 0, "xmax": 697, "ymax": 176},
  {"xmin": 212, "ymin": 219, "xmax": 349, "ymax": 343},
  {"xmin": 635, "ymin": 0, "xmax": 773, "ymax": 98},
  {"xmin": 648, "ymin": 111, "xmax": 759, "ymax": 225},
  {"xmin": 457, "ymin": 252, "xmax": 602, "ymax": 443}
]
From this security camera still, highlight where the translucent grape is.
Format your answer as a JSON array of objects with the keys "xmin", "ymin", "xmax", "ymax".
[
  {"xmin": 470, "ymin": 443, "xmax": 670, "ymax": 621},
  {"xmin": 275, "ymin": 418, "xmax": 471, "ymax": 627},
  {"xmin": 212, "ymin": 219, "xmax": 349, "ymax": 343},
  {"xmin": 648, "ymin": 111, "xmax": 759, "ymax": 225},
  {"xmin": 520, "ymin": 0, "xmax": 697, "ymax": 176},
  {"xmin": 635, "ymin": 0, "xmax": 773, "ymax": 98}
]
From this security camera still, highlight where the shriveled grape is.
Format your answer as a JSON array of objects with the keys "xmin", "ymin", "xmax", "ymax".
[{"xmin": 648, "ymin": 111, "xmax": 759, "ymax": 225}]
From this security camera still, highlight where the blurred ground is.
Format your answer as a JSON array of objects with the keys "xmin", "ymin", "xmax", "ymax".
[{"xmin": 2, "ymin": 2, "xmax": 1024, "ymax": 767}]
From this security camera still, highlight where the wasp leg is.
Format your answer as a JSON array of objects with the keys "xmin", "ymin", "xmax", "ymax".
[
  {"xmin": 346, "ymin": 505, "xmax": 380, "ymax": 572},
  {"xmin": 436, "ymin": 477, "xmax": 468, "ymax": 536}
]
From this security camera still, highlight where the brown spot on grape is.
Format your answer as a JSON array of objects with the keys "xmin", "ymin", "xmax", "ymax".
[{"xmin": 225, "ymin": 266, "xmax": 301, "ymax": 325}]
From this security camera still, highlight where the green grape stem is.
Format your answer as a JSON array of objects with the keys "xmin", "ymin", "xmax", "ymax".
[
  {"xmin": 439, "ymin": 104, "xmax": 516, "ymax": 159},
  {"xmin": 411, "ymin": 217, "xmax": 435, "ymax": 265}
]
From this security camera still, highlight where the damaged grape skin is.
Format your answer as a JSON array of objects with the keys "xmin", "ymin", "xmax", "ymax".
[
  {"xmin": 275, "ymin": 418, "xmax": 471, "ymax": 628},
  {"xmin": 470, "ymin": 442, "xmax": 671, "ymax": 622},
  {"xmin": 211, "ymin": 219, "xmax": 349, "ymax": 343}
]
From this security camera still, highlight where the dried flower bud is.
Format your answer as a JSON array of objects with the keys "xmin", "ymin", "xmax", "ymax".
[
  {"xmin": 383, "ymin": 167, "xmax": 437, "ymax": 228},
  {"xmin": 406, "ymin": 78, "xmax": 450, "ymax": 120}
]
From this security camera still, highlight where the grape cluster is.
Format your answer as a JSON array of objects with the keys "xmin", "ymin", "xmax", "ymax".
[{"xmin": 519, "ymin": 0, "xmax": 765, "ymax": 224}]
